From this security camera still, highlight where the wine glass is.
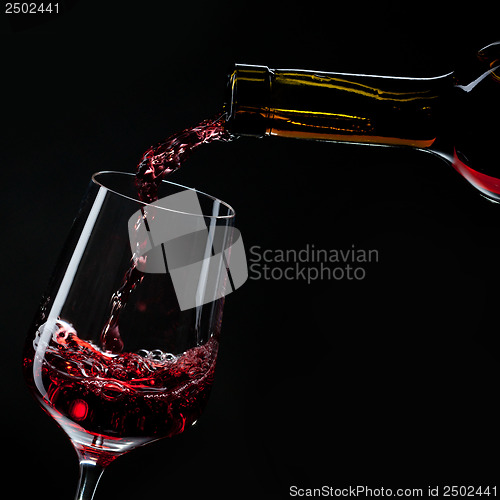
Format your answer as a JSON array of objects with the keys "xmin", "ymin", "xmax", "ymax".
[{"xmin": 23, "ymin": 171, "xmax": 245, "ymax": 499}]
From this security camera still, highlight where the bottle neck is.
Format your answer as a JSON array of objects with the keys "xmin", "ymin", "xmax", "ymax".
[{"xmin": 225, "ymin": 64, "xmax": 454, "ymax": 149}]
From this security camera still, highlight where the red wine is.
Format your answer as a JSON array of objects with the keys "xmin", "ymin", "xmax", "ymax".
[
  {"xmin": 135, "ymin": 113, "xmax": 232, "ymax": 203},
  {"xmin": 452, "ymin": 149, "xmax": 500, "ymax": 200},
  {"xmin": 99, "ymin": 263, "xmax": 144, "ymax": 354},
  {"xmin": 24, "ymin": 320, "xmax": 217, "ymax": 465}
]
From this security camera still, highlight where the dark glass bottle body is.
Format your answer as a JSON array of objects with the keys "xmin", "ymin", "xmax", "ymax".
[{"xmin": 224, "ymin": 42, "xmax": 500, "ymax": 200}]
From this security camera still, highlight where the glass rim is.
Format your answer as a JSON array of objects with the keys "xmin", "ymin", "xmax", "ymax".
[{"xmin": 92, "ymin": 170, "xmax": 236, "ymax": 219}]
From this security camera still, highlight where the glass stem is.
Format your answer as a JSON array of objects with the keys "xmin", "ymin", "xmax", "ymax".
[{"xmin": 74, "ymin": 460, "xmax": 105, "ymax": 500}]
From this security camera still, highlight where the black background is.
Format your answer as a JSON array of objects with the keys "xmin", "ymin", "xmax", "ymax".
[{"xmin": 2, "ymin": 2, "xmax": 499, "ymax": 498}]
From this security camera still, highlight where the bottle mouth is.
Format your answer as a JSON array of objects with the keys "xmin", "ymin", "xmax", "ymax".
[
  {"xmin": 223, "ymin": 67, "xmax": 237, "ymax": 125},
  {"xmin": 224, "ymin": 64, "xmax": 272, "ymax": 137}
]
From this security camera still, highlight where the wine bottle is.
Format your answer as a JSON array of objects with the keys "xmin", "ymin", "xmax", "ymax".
[{"xmin": 224, "ymin": 42, "xmax": 500, "ymax": 201}]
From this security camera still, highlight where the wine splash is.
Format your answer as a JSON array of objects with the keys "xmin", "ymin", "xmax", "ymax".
[
  {"xmin": 99, "ymin": 113, "xmax": 233, "ymax": 354},
  {"xmin": 135, "ymin": 113, "xmax": 232, "ymax": 203}
]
